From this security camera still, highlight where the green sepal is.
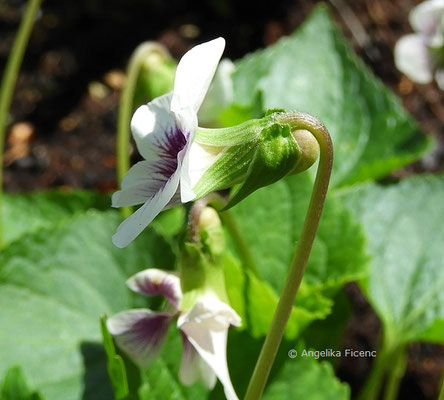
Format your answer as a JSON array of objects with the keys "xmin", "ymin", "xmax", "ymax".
[
  {"xmin": 179, "ymin": 241, "xmax": 229, "ymax": 311},
  {"xmin": 100, "ymin": 315, "xmax": 130, "ymax": 400},
  {"xmin": 224, "ymin": 122, "xmax": 300, "ymax": 209},
  {"xmin": 195, "ymin": 116, "xmax": 272, "ymax": 147},
  {"xmin": 265, "ymin": 108, "xmax": 286, "ymax": 116},
  {"xmin": 0, "ymin": 366, "xmax": 43, "ymax": 400},
  {"xmin": 193, "ymin": 113, "xmax": 303, "ymax": 204},
  {"xmin": 192, "ymin": 142, "xmax": 257, "ymax": 198}
]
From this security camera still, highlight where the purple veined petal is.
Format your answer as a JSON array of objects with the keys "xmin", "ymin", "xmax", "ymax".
[
  {"xmin": 410, "ymin": 0, "xmax": 444, "ymax": 38},
  {"xmin": 131, "ymin": 92, "xmax": 188, "ymax": 161},
  {"xmin": 178, "ymin": 296, "xmax": 241, "ymax": 400},
  {"xmin": 112, "ymin": 159, "xmax": 183, "ymax": 207},
  {"xmin": 107, "ymin": 309, "xmax": 171, "ymax": 367},
  {"xmin": 126, "ymin": 269, "xmax": 182, "ymax": 309},
  {"xmin": 112, "ymin": 159, "xmax": 183, "ymax": 248},
  {"xmin": 171, "ymin": 37, "xmax": 226, "ymax": 134},
  {"xmin": 179, "ymin": 332, "xmax": 217, "ymax": 389},
  {"xmin": 394, "ymin": 34, "xmax": 433, "ymax": 84}
]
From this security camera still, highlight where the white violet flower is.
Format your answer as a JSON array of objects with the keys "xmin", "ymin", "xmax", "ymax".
[
  {"xmin": 395, "ymin": 0, "xmax": 444, "ymax": 88},
  {"xmin": 112, "ymin": 38, "xmax": 226, "ymax": 248},
  {"xmin": 107, "ymin": 268, "xmax": 241, "ymax": 400}
]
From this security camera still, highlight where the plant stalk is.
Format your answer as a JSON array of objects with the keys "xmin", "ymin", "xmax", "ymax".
[
  {"xmin": 244, "ymin": 112, "xmax": 333, "ymax": 400},
  {"xmin": 383, "ymin": 345, "xmax": 408, "ymax": 400},
  {"xmin": 0, "ymin": 0, "xmax": 43, "ymax": 248},
  {"xmin": 439, "ymin": 368, "xmax": 444, "ymax": 400},
  {"xmin": 219, "ymin": 209, "xmax": 259, "ymax": 276},
  {"xmin": 358, "ymin": 347, "xmax": 389, "ymax": 400},
  {"xmin": 116, "ymin": 42, "xmax": 170, "ymax": 217}
]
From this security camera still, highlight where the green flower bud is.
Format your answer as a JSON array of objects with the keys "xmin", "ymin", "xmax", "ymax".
[
  {"xmin": 134, "ymin": 43, "xmax": 176, "ymax": 105},
  {"xmin": 190, "ymin": 111, "xmax": 320, "ymax": 208},
  {"xmin": 179, "ymin": 207, "xmax": 228, "ymax": 311},
  {"xmin": 289, "ymin": 129, "xmax": 320, "ymax": 174},
  {"xmin": 199, "ymin": 207, "xmax": 225, "ymax": 256}
]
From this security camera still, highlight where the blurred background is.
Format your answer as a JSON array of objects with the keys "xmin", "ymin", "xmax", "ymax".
[
  {"xmin": 1, "ymin": 0, "xmax": 443, "ymax": 398},
  {"xmin": 2, "ymin": 0, "xmax": 444, "ymax": 193}
]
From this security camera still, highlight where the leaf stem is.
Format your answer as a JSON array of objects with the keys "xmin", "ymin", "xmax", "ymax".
[
  {"xmin": 383, "ymin": 345, "xmax": 407, "ymax": 400},
  {"xmin": 219, "ymin": 209, "xmax": 259, "ymax": 276},
  {"xmin": 244, "ymin": 112, "xmax": 333, "ymax": 400},
  {"xmin": 358, "ymin": 333, "xmax": 407, "ymax": 400},
  {"xmin": 116, "ymin": 42, "xmax": 170, "ymax": 217},
  {"xmin": 0, "ymin": 0, "xmax": 43, "ymax": 248},
  {"xmin": 357, "ymin": 347, "xmax": 389, "ymax": 400}
]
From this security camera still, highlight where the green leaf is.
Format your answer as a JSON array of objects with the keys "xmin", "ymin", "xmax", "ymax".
[
  {"xmin": 227, "ymin": 172, "xmax": 368, "ymax": 295},
  {"xmin": 232, "ymin": 6, "xmax": 430, "ymax": 187},
  {"xmin": 301, "ymin": 290, "xmax": 351, "ymax": 365},
  {"xmin": 100, "ymin": 316, "xmax": 129, "ymax": 399},
  {"xmin": 262, "ymin": 357, "xmax": 350, "ymax": 400},
  {"xmin": 223, "ymin": 253, "xmax": 332, "ymax": 339},
  {"xmin": 151, "ymin": 206, "xmax": 186, "ymax": 237},
  {"xmin": 2, "ymin": 190, "xmax": 109, "ymax": 246},
  {"xmin": 1, "ymin": 366, "xmax": 43, "ymax": 400},
  {"xmin": 0, "ymin": 211, "xmax": 175, "ymax": 400},
  {"xmin": 339, "ymin": 175, "xmax": 444, "ymax": 345}
]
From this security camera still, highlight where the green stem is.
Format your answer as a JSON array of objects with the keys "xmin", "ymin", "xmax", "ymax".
[
  {"xmin": 220, "ymin": 209, "xmax": 259, "ymax": 276},
  {"xmin": 0, "ymin": 0, "xmax": 43, "ymax": 248},
  {"xmin": 244, "ymin": 112, "xmax": 333, "ymax": 400},
  {"xmin": 439, "ymin": 368, "xmax": 444, "ymax": 400},
  {"xmin": 116, "ymin": 42, "xmax": 170, "ymax": 217},
  {"xmin": 358, "ymin": 348, "xmax": 390, "ymax": 400},
  {"xmin": 383, "ymin": 345, "xmax": 408, "ymax": 400}
]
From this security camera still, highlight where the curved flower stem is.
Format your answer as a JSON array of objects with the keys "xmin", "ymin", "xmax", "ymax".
[
  {"xmin": 383, "ymin": 345, "xmax": 407, "ymax": 400},
  {"xmin": 244, "ymin": 112, "xmax": 333, "ymax": 400},
  {"xmin": 116, "ymin": 42, "xmax": 170, "ymax": 217}
]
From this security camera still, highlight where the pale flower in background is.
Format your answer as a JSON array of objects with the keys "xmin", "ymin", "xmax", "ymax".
[
  {"xmin": 112, "ymin": 38, "xmax": 225, "ymax": 248},
  {"xmin": 107, "ymin": 269, "xmax": 241, "ymax": 400},
  {"xmin": 198, "ymin": 58, "xmax": 235, "ymax": 124},
  {"xmin": 395, "ymin": 0, "xmax": 444, "ymax": 88}
]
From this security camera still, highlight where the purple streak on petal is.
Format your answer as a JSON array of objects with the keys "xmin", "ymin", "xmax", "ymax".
[
  {"xmin": 127, "ymin": 269, "xmax": 182, "ymax": 309},
  {"xmin": 112, "ymin": 160, "xmax": 183, "ymax": 247},
  {"xmin": 152, "ymin": 125, "xmax": 188, "ymax": 178},
  {"xmin": 107, "ymin": 309, "xmax": 171, "ymax": 367}
]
